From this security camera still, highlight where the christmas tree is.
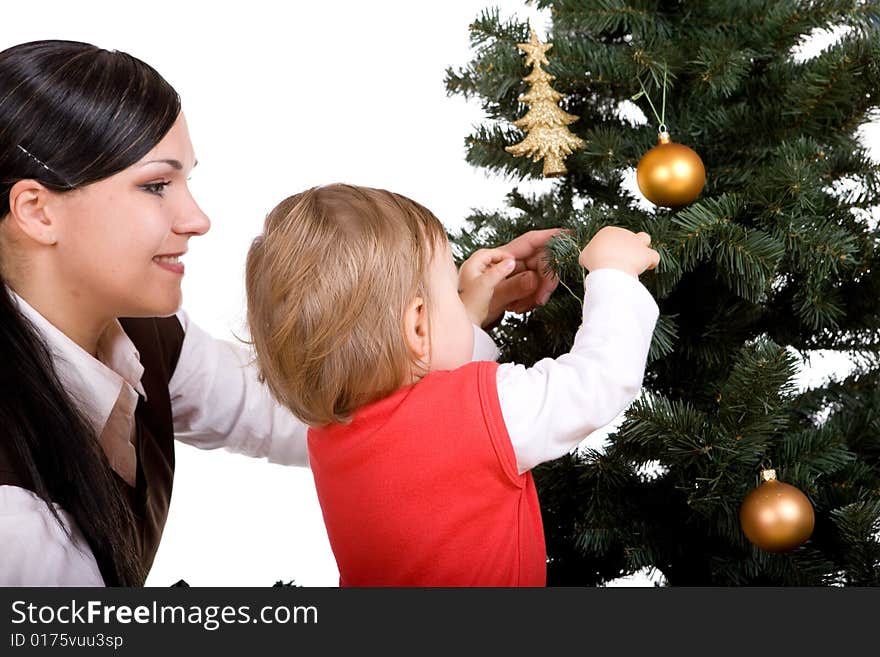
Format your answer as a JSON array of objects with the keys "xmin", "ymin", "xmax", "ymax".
[{"xmin": 446, "ymin": 1, "xmax": 880, "ymax": 585}]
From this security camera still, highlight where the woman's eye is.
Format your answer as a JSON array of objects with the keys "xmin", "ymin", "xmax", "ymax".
[{"xmin": 140, "ymin": 181, "xmax": 171, "ymax": 195}]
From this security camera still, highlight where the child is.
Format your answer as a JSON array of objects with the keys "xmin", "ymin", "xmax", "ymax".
[{"xmin": 245, "ymin": 184, "xmax": 660, "ymax": 586}]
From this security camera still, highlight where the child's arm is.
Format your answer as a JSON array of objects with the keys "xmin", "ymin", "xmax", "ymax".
[
  {"xmin": 459, "ymin": 248, "xmax": 514, "ymax": 362},
  {"xmin": 497, "ymin": 227, "xmax": 661, "ymax": 474},
  {"xmin": 472, "ymin": 324, "xmax": 501, "ymax": 362}
]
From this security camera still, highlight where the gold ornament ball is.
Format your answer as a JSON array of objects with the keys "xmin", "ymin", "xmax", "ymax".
[
  {"xmin": 636, "ymin": 131, "xmax": 706, "ymax": 207},
  {"xmin": 739, "ymin": 469, "xmax": 815, "ymax": 552}
]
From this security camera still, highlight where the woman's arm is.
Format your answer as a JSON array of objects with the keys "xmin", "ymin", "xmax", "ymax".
[
  {"xmin": 169, "ymin": 227, "xmax": 548, "ymax": 456},
  {"xmin": 0, "ymin": 485, "xmax": 104, "ymax": 586},
  {"xmin": 170, "ymin": 310, "xmax": 502, "ymax": 466},
  {"xmin": 168, "ymin": 311, "xmax": 310, "ymax": 467}
]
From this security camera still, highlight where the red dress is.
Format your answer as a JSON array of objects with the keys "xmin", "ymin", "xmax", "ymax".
[{"xmin": 308, "ymin": 361, "xmax": 546, "ymax": 586}]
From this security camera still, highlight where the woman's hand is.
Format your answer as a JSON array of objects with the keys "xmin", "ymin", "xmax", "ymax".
[{"xmin": 459, "ymin": 228, "xmax": 562, "ymax": 329}]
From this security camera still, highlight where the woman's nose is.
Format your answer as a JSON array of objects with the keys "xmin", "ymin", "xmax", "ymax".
[{"xmin": 174, "ymin": 194, "xmax": 211, "ymax": 236}]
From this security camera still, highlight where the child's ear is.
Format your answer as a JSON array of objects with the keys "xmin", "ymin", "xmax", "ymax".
[{"xmin": 402, "ymin": 295, "xmax": 429, "ymax": 362}]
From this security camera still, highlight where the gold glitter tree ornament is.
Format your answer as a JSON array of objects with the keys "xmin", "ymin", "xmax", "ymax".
[{"xmin": 506, "ymin": 29, "xmax": 585, "ymax": 177}]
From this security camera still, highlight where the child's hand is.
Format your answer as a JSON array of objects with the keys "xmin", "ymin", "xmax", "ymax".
[
  {"xmin": 491, "ymin": 228, "xmax": 561, "ymax": 311},
  {"xmin": 460, "ymin": 228, "xmax": 564, "ymax": 328},
  {"xmin": 458, "ymin": 248, "xmax": 518, "ymax": 327},
  {"xmin": 578, "ymin": 226, "xmax": 660, "ymax": 277}
]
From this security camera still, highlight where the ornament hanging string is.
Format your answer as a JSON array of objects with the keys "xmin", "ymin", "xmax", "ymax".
[
  {"xmin": 557, "ymin": 274, "xmax": 585, "ymax": 306},
  {"xmin": 633, "ymin": 65, "xmax": 669, "ymax": 132},
  {"xmin": 632, "ymin": 63, "xmax": 706, "ymax": 208},
  {"xmin": 545, "ymin": 231, "xmax": 587, "ymax": 308}
]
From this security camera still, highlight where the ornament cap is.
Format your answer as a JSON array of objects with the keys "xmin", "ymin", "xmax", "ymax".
[
  {"xmin": 657, "ymin": 130, "xmax": 671, "ymax": 145},
  {"xmin": 760, "ymin": 468, "xmax": 778, "ymax": 482}
]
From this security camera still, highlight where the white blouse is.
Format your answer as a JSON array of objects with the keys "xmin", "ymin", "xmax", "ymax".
[{"xmin": 0, "ymin": 268, "xmax": 657, "ymax": 585}]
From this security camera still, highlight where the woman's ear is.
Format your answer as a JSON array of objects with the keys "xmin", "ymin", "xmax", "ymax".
[
  {"xmin": 7, "ymin": 179, "xmax": 58, "ymax": 246},
  {"xmin": 402, "ymin": 295, "xmax": 429, "ymax": 363}
]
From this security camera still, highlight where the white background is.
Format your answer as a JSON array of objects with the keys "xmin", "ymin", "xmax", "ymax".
[{"xmin": 2, "ymin": 2, "xmax": 876, "ymax": 587}]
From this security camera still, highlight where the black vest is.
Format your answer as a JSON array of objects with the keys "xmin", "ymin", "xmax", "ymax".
[{"xmin": 0, "ymin": 316, "xmax": 184, "ymax": 582}]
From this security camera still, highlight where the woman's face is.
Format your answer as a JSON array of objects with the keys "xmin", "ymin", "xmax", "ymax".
[{"xmin": 52, "ymin": 112, "xmax": 210, "ymax": 318}]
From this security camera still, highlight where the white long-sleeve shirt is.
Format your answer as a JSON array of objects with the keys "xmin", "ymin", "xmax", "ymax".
[{"xmin": 0, "ymin": 268, "xmax": 658, "ymax": 585}]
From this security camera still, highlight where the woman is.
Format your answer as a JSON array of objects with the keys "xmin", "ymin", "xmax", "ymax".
[{"xmin": 0, "ymin": 40, "xmax": 558, "ymax": 586}]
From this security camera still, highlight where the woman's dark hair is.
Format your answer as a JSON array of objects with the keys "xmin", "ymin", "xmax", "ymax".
[{"xmin": 0, "ymin": 40, "xmax": 181, "ymax": 585}]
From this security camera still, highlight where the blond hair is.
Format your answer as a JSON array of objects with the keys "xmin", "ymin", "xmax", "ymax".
[{"xmin": 245, "ymin": 183, "xmax": 449, "ymax": 427}]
